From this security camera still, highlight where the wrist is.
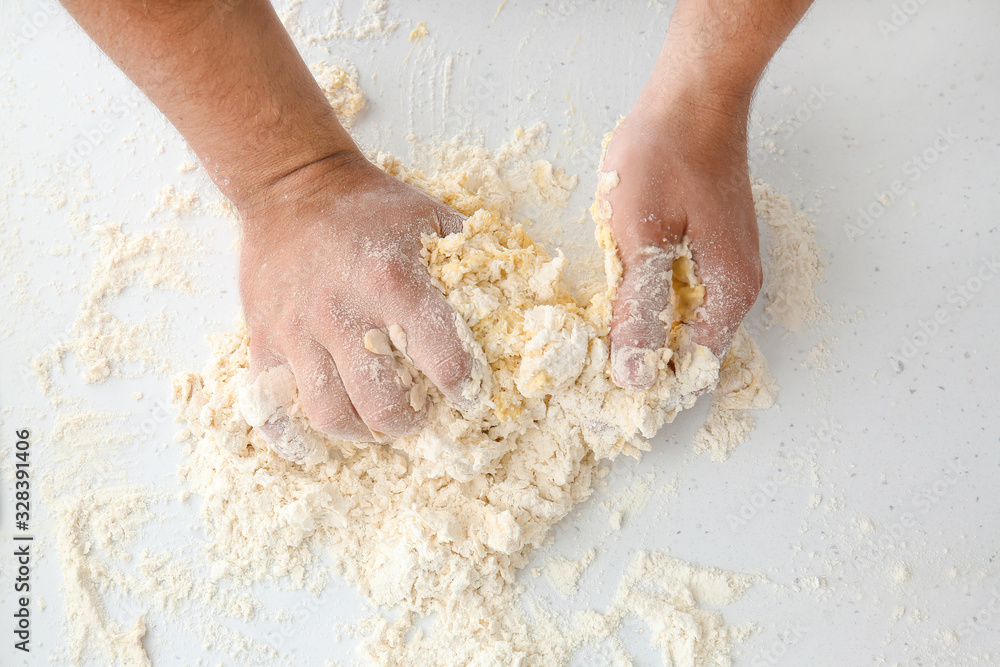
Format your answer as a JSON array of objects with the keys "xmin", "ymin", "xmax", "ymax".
[
  {"xmin": 235, "ymin": 145, "xmax": 371, "ymax": 239},
  {"xmin": 629, "ymin": 71, "xmax": 750, "ymax": 163},
  {"xmin": 646, "ymin": 0, "xmax": 800, "ymax": 122},
  {"xmin": 640, "ymin": 47, "xmax": 756, "ymax": 128},
  {"xmin": 202, "ymin": 110, "xmax": 361, "ymax": 213}
]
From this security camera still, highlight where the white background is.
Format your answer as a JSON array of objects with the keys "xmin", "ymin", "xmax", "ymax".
[{"xmin": 1, "ymin": 0, "xmax": 999, "ymax": 665}]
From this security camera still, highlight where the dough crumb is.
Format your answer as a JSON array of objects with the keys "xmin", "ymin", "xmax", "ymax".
[
  {"xmin": 544, "ymin": 549, "xmax": 596, "ymax": 597},
  {"xmin": 409, "ymin": 20, "xmax": 428, "ymax": 41},
  {"xmin": 310, "ymin": 61, "xmax": 367, "ymax": 128}
]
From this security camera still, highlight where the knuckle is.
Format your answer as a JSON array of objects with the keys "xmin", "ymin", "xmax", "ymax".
[
  {"xmin": 294, "ymin": 365, "xmax": 367, "ymax": 440},
  {"xmin": 742, "ymin": 260, "xmax": 764, "ymax": 303},
  {"xmin": 306, "ymin": 287, "xmax": 334, "ymax": 319},
  {"xmin": 247, "ymin": 342, "xmax": 283, "ymax": 377},
  {"xmin": 276, "ymin": 314, "xmax": 307, "ymax": 343},
  {"xmin": 310, "ymin": 407, "xmax": 366, "ymax": 441},
  {"xmin": 425, "ymin": 346, "xmax": 472, "ymax": 393},
  {"xmin": 364, "ymin": 396, "xmax": 422, "ymax": 436},
  {"xmin": 379, "ymin": 256, "xmax": 419, "ymax": 288}
]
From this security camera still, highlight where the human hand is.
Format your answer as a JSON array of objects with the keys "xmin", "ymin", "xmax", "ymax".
[
  {"xmin": 237, "ymin": 152, "xmax": 486, "ymax": 450},
  {"xmin": 598, "ymin": 0, "xmax": 815, "ymax": 392},
  {"xmin": 601, "ymin": 92, "xmax": 762, "ymax": 391},
  {"xmin": 57, "ymin": 0, "xmax": 492, "ymax": 458}
]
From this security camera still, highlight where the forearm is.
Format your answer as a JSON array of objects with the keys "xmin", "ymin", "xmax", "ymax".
[
  {"xmin": 60, "ymin": 0, "xmax": 355, "ymax": 208},
  {"xmin": 644, "ymin": 0, "xmax": 814, "ymax": 121}
]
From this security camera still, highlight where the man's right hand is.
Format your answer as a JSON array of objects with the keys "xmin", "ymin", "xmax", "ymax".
[{"xmin": 238, "ymin": 151, "xmax": 482, "ymax": 442}]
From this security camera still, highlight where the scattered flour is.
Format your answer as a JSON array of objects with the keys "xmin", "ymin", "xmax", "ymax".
[
  {"xmin": 692, "ymin": 327, "xmax": 778, "ymax": 461},
  {"xmin": 689, "ymin": 181, "xmax": 827, "ymax": 460},
  {"xmin": 50, "ymin": 486, "xmax": 155, "ymax": 666},
  {"xmin": 602, "ymin": 471, "xmax": 654, "ymax": 531},
  {"xmin": 892, "ymin": 563, "xmax": 913, "ymax": 583},
  {"xmin": 409, "ymin": 20, "xmax": 429, "ymax": 42},
  {"xmin": 279, "ymin": 0, "xmax": 399, "ymax": 45},
  {"xmin": 544, "ymin": 548, "xmax": 596, "ymax": 597},
  {"xmin": 30, "ymin": 221, "xmax": 200, "ymax": 391},
  {"xmin": 170, "ymin": 121, "xmax": 782, "ymax": 664},
  {"xmin": 753, "ymin": 181, "xmax": 825, "ymax": 333}
]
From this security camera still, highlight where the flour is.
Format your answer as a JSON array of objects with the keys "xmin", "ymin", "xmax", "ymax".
[
  {"xmin": 544, "ymin": 548, "xmax": 596, "ymax": 597},
  {"xmin": 171, "ymin": 121, "xmax": 780, "ymax": 664},
  {"xmin": 409, "ymin": 20, "xmax": 429, "ymax": 42},
  {"xmin": 689, "ymin": 181, "xmax": 826, "ymax": 460},
  {"xmin": 31, "ymin": 221, "xmax": 200, "ymax": 392},
  {"xmin": 109, "ymin": 619, "xmax": 152, "ymax": 667},
  {"xmin": 693, "ymin": 326, "xmax": 778, "ymax": 461},
  {"xmin": 14, "ymin": 55, "xmax": 824, "ymax": 666},
  {"xmin": 596, "ymin": 551, "xmax": 759, "ymax": 666},
  {"xmin": 280, "ymin": 0, "xmax": 399, "ymax": 45},
  {"xmin": 602, "ymin": 471, "xmax": 654, "ymax": 531},
  {"xmin": 753, "ymin": 181, "xmax": 825, "ymax": 332},
  {"xmin": 50, "ymin": 486, "xmax": 155, "ymax": 666}
]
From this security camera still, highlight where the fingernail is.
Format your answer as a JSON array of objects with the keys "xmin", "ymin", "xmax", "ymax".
[
  {"xmin": 261, "ymin": 414, "xmax": 326, "ymax": 465},
  {"xmin": 611, "ymin": 346, "xmax": 659, "ymax": 391}
]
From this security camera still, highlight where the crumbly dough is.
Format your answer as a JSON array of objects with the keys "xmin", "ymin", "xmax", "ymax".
[
  {"xmin": 309, "ymin": 61, "xmax": 367, "ymax": 128},
  {"xmin": 0, "ymin": 47, "xmax": 832, "ymax": 666},
  {"xmin": 163, "ymin": 61, "xmax": 786, "ymax": 666},
  {"xmin": 171, "ymin": 124, "xmax": 766, "ymax": 663}
]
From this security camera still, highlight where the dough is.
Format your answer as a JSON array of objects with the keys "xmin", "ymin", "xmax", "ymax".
[{"xmin": 172, "ymin": 128, "xmax": 731, "ymax": 663}]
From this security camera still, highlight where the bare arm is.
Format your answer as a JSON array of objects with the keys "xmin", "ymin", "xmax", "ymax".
[
  {"xmin": 60, "ymin": 0, "xmax": 354, "ymax": 211},
  {"xmin": 652, "ymin": 0, "xmax": 813, "ymax": 111},
  {"xmin": 604, "ymin": 0, "xmax": 813, "ymax": 389}
]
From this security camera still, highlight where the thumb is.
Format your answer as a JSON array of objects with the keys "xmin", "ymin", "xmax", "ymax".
[
  {"xmin": 687, "ymin": 238, "xmax": 762, "ymax": 359},
  {"xmin": 610, "ymin": 244, "xmax": 676, "ymax": 391}
]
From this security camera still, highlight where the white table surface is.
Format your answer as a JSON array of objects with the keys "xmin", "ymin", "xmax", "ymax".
[{"xmin": 2, "ymin": 0, "xmax": 999, "ymax": 665}]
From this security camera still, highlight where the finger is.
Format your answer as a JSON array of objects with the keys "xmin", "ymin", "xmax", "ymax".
[
  {"xmin": 386, "ymin": 279, "xmax": 486, "ymax": 409},
  {"xmin": 256, "ymin": 414, "xmax": 325, "ymax": 465},
  {"xmin": 243, "ymin": 339, "xmax": 325, "ymax": 463},
  {"xmin": 285, "ymin": 340, "xmax": 369, "ymax": 441},
  {"xmin": 319, "ymin": 325, "xmax": 425, "ymax": 438},
  {"xmin": 610, "ymin": 244, "xmax": 677, "ymax": 391},
  {"xmin": 246, "ymin": 335, "xmax": 294, "ymax": 447},
  {"xmin": 687, "ymin": 233, "xmax": 762, "ymax": 358},
  {"xmin": 247, "ymin": 333, "xmax": 286, "ymax": 381}
]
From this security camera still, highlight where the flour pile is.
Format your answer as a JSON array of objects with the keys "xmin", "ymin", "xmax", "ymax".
[
  {"xmin": 171, "ymin": 90, "xmax": 775, "ymax": 662},
  {"xmin": 2, "ymin": 60, "xmax": 794, "ymax": 666}
]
